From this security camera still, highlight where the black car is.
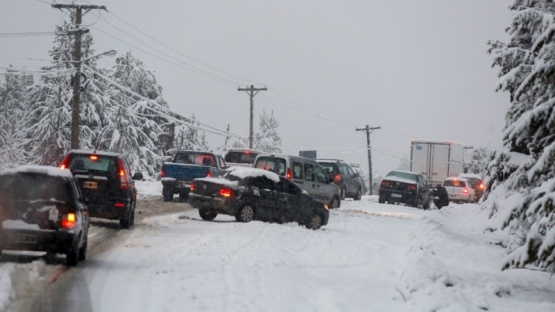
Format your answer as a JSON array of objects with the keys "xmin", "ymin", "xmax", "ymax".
[
  {"xmin": 378, "ymin": 170, "xmax": 431, "ymax": 209},
  {"xmin": 188, "ymin": 167, "xmax": 329, "ymax": 230},
  {"xmin": 60, "ymin": 150, "xmax": 138, "ymax": 229},
  {"xmin": 0, "ymin": 165, "xmax": 90, "ymax": 266},
  {"xmin": 317, "ymin": 159, "xmax": 365, "ymax": 200}
]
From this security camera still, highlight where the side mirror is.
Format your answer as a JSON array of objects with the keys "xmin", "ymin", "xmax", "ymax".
[{"xmin": 133, "ymin": 172, "xmax": 144, "ymax": 180}]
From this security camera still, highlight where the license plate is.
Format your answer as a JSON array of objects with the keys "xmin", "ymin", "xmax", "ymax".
[
  {"xmin": 391, "ymin": 193, "xmax": 402, "ymax": 198},
  {"xmin": 17, "ymin": 233, "xmax": 37, "ymax": 244},
  {"xmin": 83, "ymin": 181, "xmax": 98, "ymax": 189}
]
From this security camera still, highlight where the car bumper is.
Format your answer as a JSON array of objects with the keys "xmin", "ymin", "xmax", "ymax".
[
  {"xmin": 0, "ymin": 228, "xmax": 78, "ymax": 254},
  {"xmin": 188, "ymin": 193, "xmax": 239, "ymax": 215},
  {"xmin": 379, "ymin": 189, "xmax": 417, "ymax": 204}
]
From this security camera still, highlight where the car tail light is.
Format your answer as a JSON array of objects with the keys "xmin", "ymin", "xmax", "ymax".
[
  {"xmin": 380, "ymin": 180, "xmax": 390, "ymax": 187},
  {"xmin": 118, "ymin": 159, "xmax": 129, "ymax": 190},
  {"xmin": 286, "ymin": 168, "xmax": 292, "ymax": 180},
  {"xmin": 334, "ymin": 174, "xmax": 341, "ymax": 183},
  {"xmin": 114, "ymin": 202, "xmax": 125, "ymax": 208},
  {"xmin": 90, "ymin": 155, "xmax": 99, "ymax": 161},
  {"xmin": 407, "ymin": 184, "xmax": 417, "ymax": 191},
  {"xmin": 463, "ymin": 188, "xmax": 469, "ymax": 194},
  {"xmin": 206, "ymin": 168, "xmax": 212, "ymax": 177},
  {"xmin": 61, "ymin": 213, "xmax": 77, "ymax": 229},
  {"xmin": 160, "ymin": 169, "xmax": 165, "ymax": 177},
  {"xmin": 479, "ymin": 183, "xmax": 484, "ymax": 190},
  {"xmin": 59, "ymin": 155, "xmax": 70, "ymax": 170},
  {"xmin": 219, "ymin": 187, "xmax": 233, "ymax": 198},
  {"xmin": 190, "ymin": 182, "xmax": 195, "ymax": 192}
]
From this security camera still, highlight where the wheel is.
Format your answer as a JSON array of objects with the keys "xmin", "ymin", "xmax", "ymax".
[
  {"xmin": 354, "ymin": 188, "xmax": 362, "ymax": 201},
  {"xmin": 329, "ymin": 196, "xmax": 340, "ymax": 209},
  {"xmin": 120, "ymin": 206, "xmax": 134, "ymax": 229},
  {"xmin": 306, "ymin": 213, "xmax": 323, "ymax": 230},
  {"xmin": 378, "ymin": 196, "xmax": 385, "ymax": 204},
  {"xmin": 78, "ymin": 238, "xmax": 87, "ymax": 261},
  {"xmin": 163, "ymin": 186, "xmax": 174, "ymax": 202},
  {"xmin": 66, "ymin": 241, "xmax": 79, "ymax": 267},
  {"xmin": 423, "ymin": 198, "xmax": 430, "ymax": 210},
  {"xmin": 199, "ymin": 209, "xmax": 217, "ymax": 221},
  {"xmin": 340, "ymin": 188, "xmax": 346, "ymax": 200},
  {"xmin": 179, "ymin": 190, "xmax": 189, "ymax": 202},
  {"xmin": 236, "ymin": 205, "xmax": 254, "ymax": 222}
]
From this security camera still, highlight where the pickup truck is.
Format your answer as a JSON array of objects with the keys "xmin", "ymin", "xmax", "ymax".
[{"xmin": 160, "ymin": 150, "xmax": 227, "ymax": 202}]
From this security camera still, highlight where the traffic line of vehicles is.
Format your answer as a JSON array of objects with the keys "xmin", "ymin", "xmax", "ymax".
[
  {"xmin": 0, "ymin": 150, "xmax": 140, "ymax": 266},
  {"xmin": 161, "ymin": 149, "xmax": 367, "ymax": 230}
]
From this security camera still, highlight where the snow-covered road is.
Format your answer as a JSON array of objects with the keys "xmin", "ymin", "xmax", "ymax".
[{"xmin": 2, "ymin": 188, "xmax": 555, "ymax": 311}]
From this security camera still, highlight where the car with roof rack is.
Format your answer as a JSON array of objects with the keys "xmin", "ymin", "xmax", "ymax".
[{"xmin": 223, "ymin": 148, "xmax": 264, "ymax": 168}]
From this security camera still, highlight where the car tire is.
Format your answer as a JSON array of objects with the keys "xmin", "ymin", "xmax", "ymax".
[
  {"xmin": 78, "ymin": 238, "xmax": 87, "ymax": 261},
  {"xmin": 378, "ymin": 196, "xmax": 385, "ymax": 204},
  {"xmin": 163, "ymin": 186, "xmax": 173, "ymax": 202},
  {"xmin": 236, "ymin": 205, "xmax": 254, "ymax": 223},
  {"xmin": 66, "ymin": 241, "xmax": 79, "ymax": 267},
  {"xmin": 199, "ymin": 209, "xmax": 217, "ymax": 221},
  {"xmin": 423, "ymin": 198, "xmax": 431, "ymax": 210},
  {"xmin": 306, "ymin": 213, "xmax": 323, "ymax": 230},
  {"xmin": 120, "ymin": 207, "xmax": 134, "ymax": 229},
  {"xmin": 329, "ymin": 196, "xmax": 340, "ymax": 209},
  {"xmin": 340, "ymin": 188, "xmax": 346, "ymax": 200},
  {"xmin": 354, "ymin": 188, "xmax": 362, "ymax": 201}
]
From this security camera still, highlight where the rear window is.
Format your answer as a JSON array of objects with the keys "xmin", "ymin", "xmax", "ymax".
[
  {"xmin": 69, "ymin": 154, "xmax": 117, "ymax": 173},
  {"xmin": 386, "ymin": 171, "xmax": 417, "ymax": 182},
  {"xmin": 318, "ymin": 163, "xmax": 335, "ymax": 176},
  {"xmin": 0, "ymin": 174, "xmax": 73, "ymax": 203},
  {"xmin": 174, "ymin": 153, "xmax": 215, "ymax": 167},
  {"xmin": 224, "ymin": 151, "xmax": 258, "ymax": 165},
  {"xmin": 254, "ymin": 157, "xmax": 287, "ymax": 176},
  {"xmin": 444, "ymin": 180, "xmax": 466, "ymax": 187}
]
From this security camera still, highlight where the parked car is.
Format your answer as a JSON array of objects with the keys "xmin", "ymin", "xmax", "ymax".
[
  {"xmin": 317, "ymin": 159, "xmax": 365, "ymax": 200},
  {"xmin": 253, "ymin": 154, "xmax": 341, "ymax": 208},
  {"xmin": 378, "ymin": 170, "xmax": 432, "ymax": 209},
  {"xmin": 59, "ymin": 150, "xmax": 138, "ymax": 229},
  {"xmin": 0, "ymin": 165, "xmax": 90, "ymax": 266},
  {"xmin": 349, "ymin": 162, "xmax": 368, "ymax": 195},
  {"xmin": 188, "ymin": 167, "xmax": 329, "ymax": 230},
  {"xmin": 223, "ymin": 148, "xmax": 263, "ymax": 168},
  {"xmin": 458, "ymin": 173, "xmax": 484, "ymax": 202},
  {"xmin": 442, "ymin": 177, "xmax": 475, "ymax": 203},
  {"xmin": 160, "ymin": 150, "xmax": 226, "ymax": 202}
]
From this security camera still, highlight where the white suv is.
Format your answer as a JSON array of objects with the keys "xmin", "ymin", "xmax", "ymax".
[{"xmin": 442, "ymin": 177, "xmax": 475, "ymax": 203}]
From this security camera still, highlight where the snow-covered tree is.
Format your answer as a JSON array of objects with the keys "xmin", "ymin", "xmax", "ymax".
[
  {"xmin": 486, "ymin": 0, "xmax": 555, "ymax": 273},
  {"xmin": 173, "ymin": 115, "xmax": 210, "ymax": 152},
  {"xmin": 0, "ymin": 67, "xmax": 34, "ymax": 167},
  {"xmin": 254, "ymin": 109, "xmax": 282, "ymax": 153},
  {"xmin": 397, "ymin": 155, "xmax": 410, "ymax": 171},
  {"xmin": 463, "ymin": 147, "xmax": 492, "ymax": 175}
]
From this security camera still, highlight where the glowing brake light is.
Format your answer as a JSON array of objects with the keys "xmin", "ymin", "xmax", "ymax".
[
  {"xmin": 479, "ymin": 183, "xmax": 484, "ymax": 190},
  {"xmin": 59, "ymin": 155, "xmax": 70, "ymax": 170},
  {"xmin": 190, "ymin": 182, "xmax": 195, "ymax": 192},
  {"xmin": 117, "ymin": 159, "xmax": 128, "ymax": 190},
  {"xmin": 114, "ymin": 202, "xmax": 125, "ymax": 208},
  {"xmin": 90, "ymin": 155, "xmax": 98, "ymax": 161},
  {"xmin": 407, "ymin": 184, "xmax": 417, "ymax": 191},
  {"xmin": 243, "ymin": 150, "xmax": 250, "ymax": 154},
  {"xmin": 206, "ymin": 169, "xmax": 212, "ymax": 177},
  {"xmin": 334, "ymin": 174, "xmax": 341, "ymax": 183},
  {"xmin": 219, "ymin": 187, "xmax": 233, "ymax": 198},
  {"xmin": 286, "ymin": 168, "xmax": 292, "ymax": 180},
  {"xmin": 161, "ymin": 169, "xmax": 165, "ymax": 177},
  {"xmin": 61, "ymin": 213, "xmax": 76, "ymax": 229},
  {"xmin": 463, "ymin": 188, "xmax": 469, "ymax": 194}
]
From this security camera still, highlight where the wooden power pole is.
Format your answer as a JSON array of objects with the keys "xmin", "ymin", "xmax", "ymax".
[
  {"xmin": 356, "ymin": 125, "xmax": 381, "ymax": 195},
  {"xmin": 238, "ymin": 85, "xmax": 267, "ymax": 149},
  {"xmin": 52, "ymin": 3, "xmax": 107, "ymax": 149}
]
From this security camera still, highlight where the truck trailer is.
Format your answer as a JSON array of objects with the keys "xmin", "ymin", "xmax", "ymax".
[{"xmin": 410, "ymin": 140, "xmax": 464, "ymax": 186}]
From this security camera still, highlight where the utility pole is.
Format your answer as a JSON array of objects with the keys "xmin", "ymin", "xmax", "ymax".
[
  {"xmin": 52, "ymin": 3, "xmax": 107, "ymax": 149},
  {"xmin": 238, "ymin": 85, "xmax": 267, "ymax": 149},
  {"xmin": 356, "ymin": 125, "xmax": 381, "ymax": 195}
]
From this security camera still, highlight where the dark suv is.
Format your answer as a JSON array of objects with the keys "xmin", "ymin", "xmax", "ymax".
[
  {"xmin": 60, "ymin": 150, "xmax": 137, "ymax": 229},
  {"xmin": 0, "ymin": 165, "xmax": 90, "ymax": 266},
  {"xmin": 316, "ymin": 159, "xmax": 365, "ymax": 200}
]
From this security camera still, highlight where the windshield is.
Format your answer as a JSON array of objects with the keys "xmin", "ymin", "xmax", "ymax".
[
  {"xmin": 224, "ymin": 151, "xmax": 258, "ymax": 164},
  {"xmin": 0, "ymin": 174, "xmax": 73, "ymax": 204}
]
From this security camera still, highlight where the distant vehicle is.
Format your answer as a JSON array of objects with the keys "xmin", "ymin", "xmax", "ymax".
[
  {"xmin": 349, "ymin": 163, "xmax": 368, "ymax": 195},
  {"xmin": 317, "ymin": 159, "xmax": 364, "ymax": 200},
  {"xmin": 160, "ymin": 150, "xmax": 227, "ymax": 202},
  {"xmin": 442, "ymin": 177, "xmax": 475, "ymax": 203},
  {"xmin": 458, "ymin": 173, "xmax": 484, "ymax": 202},
  {"xmin": 0, "ymin": 165, "xmax": 90, "ymax": 266},
  {"xmin": 253, "ymin": 154, "xmax": 341, "ymax": 208},
  {"xmin": 188, "ymin": 167, "xmax": 329, "ymax": 230},
  {"xmin": 59, "ymin": 150, "xmax": 138, "ymax": 229},
  {"xmin": 223, "ymin": 148, "xmax": 263, "ymax": 168},
  {"xmin": 378, "ymin": 170, "xmax": 432, "ymax": 209},
  {"xmin": 410, "ymin": 140, "xmax": 464, "ymax": 186}
]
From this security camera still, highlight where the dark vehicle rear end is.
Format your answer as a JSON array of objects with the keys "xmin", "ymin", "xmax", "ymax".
[
  {"xmin": 60, "ymin": 150, "xmax": 137, "ymax": 228},
  {"xmin": 224, "ymin": 149, "xmax": 262, "ymax": 168},
  {"xmin": 0, "ymin": 166, "xmax": 90, "ymax": 266},
  {"xmin": 378, "ymin": 170, "xmax": 431, "ymax": 209}
]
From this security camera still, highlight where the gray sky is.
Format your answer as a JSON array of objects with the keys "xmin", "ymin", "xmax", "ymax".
[{"xmin": 1, "ymin": 0, "xmax": 513, "ymax": 177}]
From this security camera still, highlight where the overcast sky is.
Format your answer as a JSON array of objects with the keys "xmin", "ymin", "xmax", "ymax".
[{"xmin": 1, "ymin": 0, "xmax": 513, "ymax": 178}]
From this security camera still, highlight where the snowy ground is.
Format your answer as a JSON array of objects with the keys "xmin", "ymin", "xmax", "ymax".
[{"xmin": 1, "ymin": 181, "xmax": 555, "ymax": 311}]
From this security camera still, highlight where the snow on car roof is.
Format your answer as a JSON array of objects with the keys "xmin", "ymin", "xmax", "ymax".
[
  {"xmin": 3, "ymin": 165, "xmax": 73, "ymax": 178},
  {"xmin": 70, "ymin": 149, "xmax": 122, "ymax": 157},
  {"xmin": 225, "ymin": 166, "xmax": 280, "ymax": 182}
]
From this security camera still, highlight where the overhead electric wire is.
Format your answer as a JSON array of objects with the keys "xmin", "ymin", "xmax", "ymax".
[{"xmin": 0, "ymin": 31, "xmax": 56, "ymax": 38}]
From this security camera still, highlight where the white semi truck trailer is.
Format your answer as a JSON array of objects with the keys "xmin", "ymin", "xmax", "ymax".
[{"xmin": 410, "ymin": 140, "xmax": 465, "ymax": 186}]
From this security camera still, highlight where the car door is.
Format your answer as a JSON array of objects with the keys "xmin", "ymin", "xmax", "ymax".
[
  {"xmin": 248, "ymin": 176, "xmax": 278, "ymax": 220},
  {"xmin": 275, "ymin": 177, "xmax": 303, "ymax": 223}
]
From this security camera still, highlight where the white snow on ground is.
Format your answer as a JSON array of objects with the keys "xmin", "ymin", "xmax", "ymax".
[{"xmin": 1, "ymin": 182, "xmax": 554, "ymax": 311}]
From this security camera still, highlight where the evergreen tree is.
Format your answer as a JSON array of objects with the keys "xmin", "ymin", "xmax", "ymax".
[
  {"xmin": 0, "ymin": 67, "xmax": 34, "ymax": 167},
  {"xmin": 486, "ymin": 0, "xmax": 555, "ymax": 273},
  {"xmin": 463, "ymin": 147, "xmax": 491, "ymax": 175},
  {"xmin": 173, "ymin": 115, "xmax": 210, "ymax": 152},
  {"xmin": 254, "ymin": 109, "xmax": 282, "ymax": 153}
]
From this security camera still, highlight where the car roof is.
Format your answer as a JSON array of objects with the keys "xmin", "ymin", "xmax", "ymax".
[
  {"xmin": 316, "ymin": 159, "xmax": 344, "ymax": 163},
  {"xmin": 444, "ymin": 176, "xmax": 469, "ymax": 182},
  {"xmin": 2, "ymin": 165, "xmax": 74, "ymax": 179},
  {"xmin": 69, "ymin": 149, "xmax": 122, "ymax": 157}
]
